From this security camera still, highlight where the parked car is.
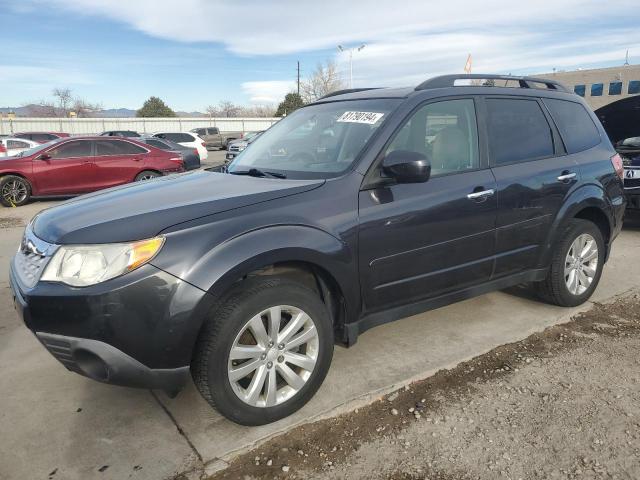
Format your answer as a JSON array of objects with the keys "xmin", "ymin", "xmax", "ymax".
[
  {"xmin": 13, "ymin": 132, "xmax": 70, "ymax": 143},
  {"xmin": 0, "ymin": 137, "xmax": 39, "ymax": 157},
  {"xmin": 0, "ymin": 136, "xmax": 184, "ymax": 206},
  {"xmin": 138, "ymin": 136, "xmax": 201, "ymax": 170},
  {"xmin": 99, "ymin": 130, "xmax": 141, "ymax": 137},
  {"xmin": 225, "ymin": 131, "xmax": 264, "ymax": 162},
  {"xmin": 191, "ymin": 127, "xmax": 242, "ymax": 150},
  {"xmin": 614, "ymin": 136, "xmax": 640, "ymax": 209},
  {"xmin": 152, "ymin": 131, "xmax": 208, "ymax": 160},
  {"xmin": 10, "ymin": 74, "xmax": 625, "ymax": 426}
]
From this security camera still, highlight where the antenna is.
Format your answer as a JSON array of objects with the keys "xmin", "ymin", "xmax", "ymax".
[{"xmin": 624, "ymin": 49, "xmax": 630, "ymax": 66}]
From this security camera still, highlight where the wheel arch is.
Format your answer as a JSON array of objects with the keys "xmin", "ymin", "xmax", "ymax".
[
  {"xmin": 172, "ymin": 225, "xmax": 360, "ymax": 363},
  {"xmin": 540, "ymin": 184, "xmax": 614, "ymax": 267}
]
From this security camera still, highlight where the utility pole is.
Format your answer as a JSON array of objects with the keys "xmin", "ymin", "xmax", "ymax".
[{"xmin": 297, "ymin": 61, "xmax": 300, "ymax": 95}]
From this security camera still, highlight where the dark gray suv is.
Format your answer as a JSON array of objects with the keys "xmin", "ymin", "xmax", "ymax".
[{"xmin": 10, "ymin": 74, "xmax": 626, "ymax": 425}]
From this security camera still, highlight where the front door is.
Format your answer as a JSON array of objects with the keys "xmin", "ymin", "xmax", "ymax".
[
  {"xmin": 359, "ymin": 97, "xmax": 497, "ymax": 313},
  {"xmin": 33, "ymin": 139, "xmax": 94, "ymax": 195}
]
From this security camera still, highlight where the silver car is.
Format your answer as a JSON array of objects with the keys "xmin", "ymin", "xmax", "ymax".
[{"xmin": 225, "ymin": 131, "xmax": 264, "ymax": 162}]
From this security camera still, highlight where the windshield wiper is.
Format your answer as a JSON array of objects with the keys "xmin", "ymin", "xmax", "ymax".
[{"xmin": 229, "ymin": 168, "xmax": 287, "ymax": 179}]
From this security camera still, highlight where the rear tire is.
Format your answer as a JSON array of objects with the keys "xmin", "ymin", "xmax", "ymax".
[
  {"xmin": 134, "ymin": 170, "xmax": 161, "ymax": 182},
  {"xmin": 0, "ymin": 175, "xmax": 31, "ymax": 207},
  {"xmin": 191, "ymin": 276, "xmax": 334, "ymax": 426},
  {"xmin": 536, "ymin": 219, "xmax": 604, "ymax": 307}
]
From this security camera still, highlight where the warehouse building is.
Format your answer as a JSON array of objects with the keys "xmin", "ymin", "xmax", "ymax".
[{"xmin": 537, "ymin": 64, "xmax": 640, "ymax": 110}]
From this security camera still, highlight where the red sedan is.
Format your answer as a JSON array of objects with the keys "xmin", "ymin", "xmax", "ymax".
[{"xmin": 0, "ymin": 137, "xmax": 184, "ymax": 207}]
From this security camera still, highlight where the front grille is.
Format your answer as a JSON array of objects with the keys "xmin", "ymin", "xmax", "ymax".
[
  {"xmin": 38, "ymin": 335, "xmax": 81, "ymax": 373},
  {"xmin": 624, "ymin": 168, "xmax": 640, "ymax": 190},
  {"xmin": 14, "ymin": 251, "xmax": 48, "ymax": 288},
  {"xmin": 14, "ymin": 226, "xmax": 56, "ymax": 288}
]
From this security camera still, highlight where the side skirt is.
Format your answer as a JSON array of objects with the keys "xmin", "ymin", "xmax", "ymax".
[{"xmin": 344, "ymin": 268, "xmax": 548, "ymax": 346}]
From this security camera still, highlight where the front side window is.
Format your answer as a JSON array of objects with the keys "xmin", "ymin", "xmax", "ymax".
[
  {"xmin": 228, "ymin": 98, "xmax": 400, "ymax": 179},
  {"xmin": 48, "ymin": 141, "xmax": 92, "ymax": 159},
  {"xmin": 486, "ymin": 98, "xmax": 554, "ymax": 165},
  {"xmin": 163, "ymin": 133, "xmax": 194, "ymax": 143},
  {"xmin": 591, "ymin": 83, "xmax": 604, "ymax": 96},
  {"xmin": 629, "ymin": 80, "xmax": 640, "ymax": 94},
  {"xmin": 609, "ymin": 82, "xmax": 622, "ymax": 95},
  {"xmin": 33, "ymin": 133, "xmax": 57, "ymax": 143},
  {"xmin": 544, "ymin": 99, "xmax": 600, "ymax": 154},
  {"xmin": 385, "ymin": 99, "xmax": 479, "ymax": 176},
  {"xmin": 574, "ymin": 85, "xmax": 586, "ymax": 97}
]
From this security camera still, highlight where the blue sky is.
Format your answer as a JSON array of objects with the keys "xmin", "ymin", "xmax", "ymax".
[{"xmin": 1, "ymin": 0, "xmax": 639, "ymax": 111}]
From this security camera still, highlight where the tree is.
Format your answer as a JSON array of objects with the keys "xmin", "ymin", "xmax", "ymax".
[
  {"xmin": 300, "ymin": 60, "xmax": 346, "ymax": 103},
  {"xmin": 136, "ymin": 96, "xmax": 176, "ymax": 117},
  {"xmin": 52, "ymin": 88, "xmax": 73, "ymax": 116},
  {"xmin": 275, "ymin": 93, "xmax": 305, "ymax": 117}
]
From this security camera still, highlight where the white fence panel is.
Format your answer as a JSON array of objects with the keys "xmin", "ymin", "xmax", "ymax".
[{"xmin": 0, "ymin": 117, "xmax": 280, "ymax": 136}]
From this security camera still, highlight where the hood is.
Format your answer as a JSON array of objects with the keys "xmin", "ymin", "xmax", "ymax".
[{"xmin": 33, "ymin": 170, "xmax": 324, "ymax": 244}]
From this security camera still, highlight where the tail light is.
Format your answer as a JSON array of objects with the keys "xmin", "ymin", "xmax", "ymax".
[
  {"xmin": 0, "ymin": 144, "xmax": 6, "ymax": 154},
  {"xmin": 240, "ymin": 133, "xmax": 244, "ymax": 139},
  {"xmin": 611, "ymin": 153, "xmax": 624, "ymax": 180},
  {"xmin": 201, "ymin": 142, "xmax": 206, "ymax": 147},
  {"xmin": 193, "ymin": 149, "xmax": 200, "ymax": 157}
]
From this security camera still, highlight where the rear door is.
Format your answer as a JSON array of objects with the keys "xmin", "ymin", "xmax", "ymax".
[
  {"xmin": 485, "ymin": 96, "xmax": 579, "ymax": 276},
  {"xmin": 93, "ymin": 139, "xmax": 148, "ymax": 188},
  {"xmin": 359, "ymin": 97, "xmax": 497, "ymax": 312},
  {"xmin": 32, "ymin": 140, "xmax": 94, "ymax": 194}
]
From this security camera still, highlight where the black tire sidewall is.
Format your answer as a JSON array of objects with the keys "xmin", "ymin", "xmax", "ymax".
[
  {"xmin": 134, "ymin": 171, "xmax": 160, "ymax": 182},
  {"xmin": 554, "ymin": 220, "xmax": 605, "ymax": 306},
  {"xmin": 206, "ymin": 279, "xmax": 333, "ymax": 426},
  {"xmin": 0, "ymin": 175, "xmax": 31, "ymax": 207}
]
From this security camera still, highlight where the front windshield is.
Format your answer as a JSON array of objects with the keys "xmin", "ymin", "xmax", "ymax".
[
  {"xmin": 15, "ymin": 140, "xmax": 58, "ymax": 157},
  {"xmin": 228, "ymin": 98, "xmax": 400, "ymax": 178}
]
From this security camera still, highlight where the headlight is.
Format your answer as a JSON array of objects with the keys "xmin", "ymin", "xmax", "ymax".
[{"xmin": 41, "ymin": 237, "xmax": 164, "ymax": 287}]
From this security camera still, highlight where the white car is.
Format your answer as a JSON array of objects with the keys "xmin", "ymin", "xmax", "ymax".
[
  {"xmin": 152, "ymin": 132, "xmax": 208, "ymax": 160},
  {"xmin": 0, "ymin": 137, "xmax": 39, "ymax": 157}
]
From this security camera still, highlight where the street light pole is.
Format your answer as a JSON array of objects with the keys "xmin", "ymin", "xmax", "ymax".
[{"xmin": 338, "ymin": 44, "xmax": 366, "ymax": 88}]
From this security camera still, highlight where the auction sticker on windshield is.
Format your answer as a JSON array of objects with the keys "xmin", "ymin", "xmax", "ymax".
[{"xmin": 337, "ymin": 111, "xmax": 384, "ymax": 124}]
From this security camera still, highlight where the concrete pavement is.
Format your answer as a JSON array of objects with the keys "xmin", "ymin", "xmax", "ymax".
[{"xmin": 1, "ymin": 198, "xmax": 639, "ymax": 480}]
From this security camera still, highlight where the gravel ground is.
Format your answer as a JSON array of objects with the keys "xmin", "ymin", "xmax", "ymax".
[{"xmin": 208, "ymin": 291, "xmax": 640, "ymax": 480}]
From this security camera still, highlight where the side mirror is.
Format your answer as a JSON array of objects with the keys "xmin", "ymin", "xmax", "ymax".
[
  {"xmin": 382, "ymin": 150, "xmax": 431, "ymax": 184},
  {"xmin": 37, "ymin": 153, "xmax": 51, "ymax": 161}
]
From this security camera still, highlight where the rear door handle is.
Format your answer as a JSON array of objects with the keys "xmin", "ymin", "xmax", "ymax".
[
  {"xmin": 557, "ymin": 172, "xmax": 577, "ymax": 182},
  {"xmin": 467, "ymin": 189, "xmax": 495, "ymax": 201}
]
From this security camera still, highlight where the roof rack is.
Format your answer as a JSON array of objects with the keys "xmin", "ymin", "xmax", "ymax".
[
  {"xmin": 319, "ymin": 88, "xmax": 382, "ymax": 99},
  {"xmin": 415, "ymin": 74, "xmax": 569, "ymax": 93}
]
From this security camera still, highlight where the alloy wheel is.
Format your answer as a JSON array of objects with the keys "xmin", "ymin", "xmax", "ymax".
[
  {"xmin": 227, "ymin": 305, "xmax": 319, "ymax": 408},
  {"xmin": 2, "ymin": 180, "xmax": 27, "ymax": 205},
  {"xmin": 564, "ymin": 233, "xmax": 598, "ymax": 296}
]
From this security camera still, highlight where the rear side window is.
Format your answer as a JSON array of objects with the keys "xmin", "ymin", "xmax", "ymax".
[
  {"xmin": 192, "ymin": 129, "xmax": 206, "ymax": 136},
  {"xmin": 49, "ymin": 141, "xmax": 92, "ymax": 159},
  {"xmin": 573, "ymin": 85, "xmax": 586, "ymax": 97},
  {"xmin": 163, "ymin": 133, "xmax": 194, "ymax": 143},
  {"xmin": 96, "ymin": 140, "xmax": 146, "ymax": 156},
  {"xmin": 7, "ymin": 140, "xmax": 30, "ymax": 148},
  {"xmin": 486, "ymin": 98, "xmax": 554, "ymax": 165},
  {"xmin": 543, "ymin": 99, "xmax": 600, "ymax": 154},
  {"xmin": 145, "ymin": 139, "xmax": 170, "ymax": 150}
]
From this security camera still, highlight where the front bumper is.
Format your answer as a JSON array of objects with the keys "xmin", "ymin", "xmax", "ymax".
[
  {"xmin": 625, "ymin": 190, "xmax": 640, "ymax": 209},
  {"xmin": 10, "ymin": 260, "xmax": 212, "ymax": 391}
]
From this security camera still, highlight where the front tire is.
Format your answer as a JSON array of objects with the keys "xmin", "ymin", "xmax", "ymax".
[
  {"xmin": 191, "ymin": 277, "xmax": 334, "ymax": 425},
  {"xmin": 0, "ymin": 175, "xmax": 31, "ymax": 207},
  {"xmin": 536, "ymin": 219, "xmax": 604, "ymax": 307}
]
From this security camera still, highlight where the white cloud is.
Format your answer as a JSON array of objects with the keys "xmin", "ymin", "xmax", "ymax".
[
  {"xmin": 17, "ymin": 0, "xmax": 640, "ymax": 96},
  {"xmin": 241, "ymin": 80, "xmax": 295, "ymax": 104}
]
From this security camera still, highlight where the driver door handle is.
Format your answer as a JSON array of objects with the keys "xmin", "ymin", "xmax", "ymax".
[
  {"xmin": 557, "ymin": 171, "xmax": 577, "ymax": 182},
  {"xmin": 467, "ymin": 189, "xmax": 495, "ymax": 201}
]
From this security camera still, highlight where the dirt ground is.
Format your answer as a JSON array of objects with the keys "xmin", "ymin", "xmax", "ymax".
[{"xmin": 207, "ymin": 291, "xmax": 640, "ymax": 480}]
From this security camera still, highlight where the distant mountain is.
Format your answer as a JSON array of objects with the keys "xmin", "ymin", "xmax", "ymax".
[{"xmin": 0, "ymin": 106, "xmax": 207, "ymax": 117}]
